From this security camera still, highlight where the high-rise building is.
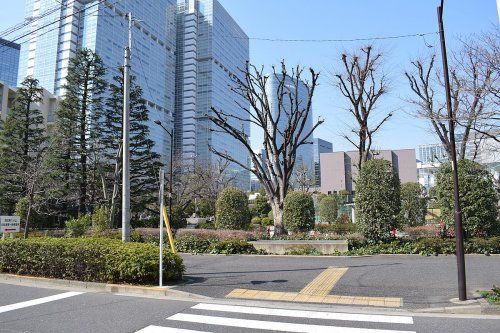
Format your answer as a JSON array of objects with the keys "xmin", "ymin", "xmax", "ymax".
[
  {"xmin": 0, "ymin": 38, "xmax": 20, "ymax": 86},
  {"xmin": 313, "ymin": 138, "xmax": 332, "ymax": 187},
  {"xmin": 16, "ymin": 0, "xmax": 177, "ymax": 163},
  {"xmin": 175, "ymin": 0, "xmax": 250, "ymax": 189},
  {"xmin": 265, "ymin": 74, "xmax": 315, "ymax": 174}
]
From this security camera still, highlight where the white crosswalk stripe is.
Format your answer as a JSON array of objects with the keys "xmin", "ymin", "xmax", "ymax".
[{"xmin": 135, "ymin": 303, "xmax": 416, "ymax": 333}]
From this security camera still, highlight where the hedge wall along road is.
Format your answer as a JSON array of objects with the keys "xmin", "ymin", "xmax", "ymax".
[{"xmin": 0, "ymin": 237, "xmax": 184, "ymax": 285}]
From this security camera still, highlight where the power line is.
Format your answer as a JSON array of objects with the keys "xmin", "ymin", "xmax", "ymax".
[
  {"xmin": 0, "ymin": 0, "xmax": 111, "ymax": 52},
  {"xmin": 229, "ymin": 31, "xmax": 439, "ymax": 43}
]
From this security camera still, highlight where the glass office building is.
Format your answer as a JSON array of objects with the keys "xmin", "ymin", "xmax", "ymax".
[
  {"xmin": 265, "ymin": 74, "xmax": 315, "ymax": 175},
  {"xmin": 17, "ymin": 0, "xmax": 177, "ymax": 163},
  {"xmin": 175, "ymin": 0, "xmax": 250, "ymax": 189},
  {"xmin": 0, "ymin": 38, "xmax": 20, "ymax": 86}
]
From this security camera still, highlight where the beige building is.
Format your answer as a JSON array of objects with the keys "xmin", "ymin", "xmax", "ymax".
[
  {"xmin": 0, "ymin": 81, "xmax": 58, "ymax": 126},
  {"xmin": 320, "ymin": 149, "xmax": 417, "ymax": 194}
]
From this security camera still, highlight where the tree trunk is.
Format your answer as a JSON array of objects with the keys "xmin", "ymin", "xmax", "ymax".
[{"xmin": 271, "ymin": 201, "xmax": 284, "ymax": 235}]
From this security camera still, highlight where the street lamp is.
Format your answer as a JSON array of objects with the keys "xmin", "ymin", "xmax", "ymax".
[{"xmin": 154, "ymin": 120, "xmax": 174, "ymax": 228}]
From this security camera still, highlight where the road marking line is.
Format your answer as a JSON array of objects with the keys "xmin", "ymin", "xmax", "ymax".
[
  {"xmin": 300, "ymin": 267, "xmax": 348, "ymax": 296},
  {"xmin": 0, "ymin": 291, "xmax": 84, "ymax": 314},
  {"xmin": 192, "ymin": 303, "xmax": 414, "ymax": 324},
  {"xmin": 167, "ymin": 313, "xmax": 416, "ymax": 333},
  {"xmin": 136, "ymin": 326, "xmax": 212, "ymax": 333},
  {"xmin": 226, "ymin": 289, "xmax": 402, "ymax": 307}
]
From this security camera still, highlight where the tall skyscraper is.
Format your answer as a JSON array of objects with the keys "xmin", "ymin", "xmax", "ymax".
[
  {"xmin": 265, "ymin": 74, "xmax": 315, "ymax": 174},
  {"xmin": 313, "ymin": 138, "xmax": 332, "ymax": 187},
  {"xmin": 0, "ymin": 38, "xmax": 20, "ymax": 86},
  {"xmin": 16, "ymin": 0, "xmax": 177, "ymax": 163},
  {"xmin": 175, "ymin": 0, "xmax": 250, "ymax": 189}
]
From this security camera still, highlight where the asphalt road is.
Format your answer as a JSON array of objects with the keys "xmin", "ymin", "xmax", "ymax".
[
  {"xmin": 175, "ymin": 254, "xmax": 500, "ymax": 309},
  {"xmin": 1, "ymin": 283, "xmax": 499, "ymax": 333}
]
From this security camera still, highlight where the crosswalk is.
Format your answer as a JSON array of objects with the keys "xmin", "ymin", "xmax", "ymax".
[{"xmin": 136, "ymin": 303, "xmax": 416, "ymax": 333}]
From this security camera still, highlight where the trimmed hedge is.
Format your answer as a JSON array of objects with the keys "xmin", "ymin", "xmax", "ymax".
[
  {"xmin": 283, "ymin": 192, "xmax": 315, "ymax": 232},
  {"xmin": 0, "ymin": 237, "xmax": 184, "ymax": 285},
  {"xmin": 348, "ymin": 236, "xmax": 500, "ymax": 256},
  {"xmin": 215, "ymin": 187, "xmax": 251, "ymax": 230}
]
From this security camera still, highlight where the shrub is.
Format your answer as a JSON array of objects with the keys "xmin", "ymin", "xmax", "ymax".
[
  {"xmin": 0, "ymin": 237, "xmax": 183, "ymax": 284},
  {"xmin": 251, "ymin": 193, "xmax": 271, "ymax": 217},
  {"xmin": 196, "ymin": 221, "xmax": 215, "ymax": 229},
  {"xmin": 209, "ymin": 239, "xmax": 257, "ymax": 254},
  {"xmin": 435, "ymin": 159, "xmax": 499, "ymax": 237},
  {"xmin": 215, "ymin": 187, "xmax": 251, "ymax": 230},
  {"xmin": 92, "ymin": 206, "xmax": 109, "ymax": 233},
  {"xmin": 319, "ymin": 196, "xmax": 338, "ymax": 224},
  {"xmin": 355, "ymin": 159, "xmax": 401, "ymax": 243},
  {"xmin": 285, "ymin": 245, "xmax": 323, "ymax": 256},
  {"xmin": 175, "ymin": 235, "xmax": 212, "ymax": 254},
  {"xmin": 65, "ymin": 215, "xmax": 91, "ymax": 237},
  {"xmin": 283, "ymin": 192, "xmax": 315, "ymax": 233},
  {"xmin": 399, "ymin": 183, "xmax": 427, "ymax": 227},
  {"xmin": 404, "ymin": 225, "xmax": 441, "ymax": 239},
  {"xmin": 261, "ymin": 217, "xmax": 274, "ymax": 226},
  {"xmin": 251, "ymin": 217, "xmax": 262, "ymax": 225}
]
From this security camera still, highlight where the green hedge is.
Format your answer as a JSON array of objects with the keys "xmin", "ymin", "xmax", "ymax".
[
  {"xmin": 0, "ymin": 237, "xmax": 184, "ymax": 285},
  {"xmin": 348, "ymin": 237, "xmax": 500, "ymax": 256},
  {"xmin": 175, "ymin": 235, "xmax": 257, "ymax": 254},
  {"xmin": 283, "ymin": 192, "xmax": 315, "ymax": 232}
]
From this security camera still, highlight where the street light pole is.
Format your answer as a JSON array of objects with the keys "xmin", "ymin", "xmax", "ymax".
[
  {"xmin": 122, "ymin": 12, "xmax": 133, "ymax": 242},
  {"xmin": 437, "ymin": 0, "xmax": 467, "ymax": 301},
  {"xmin": 154, "ymin": 120, "xmax": 174, "ymax": 226}
]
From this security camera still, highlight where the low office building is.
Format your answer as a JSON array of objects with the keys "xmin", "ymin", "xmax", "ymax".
[
  {"xmin": 0, "ymin": 81, "xmax": 58, "ymax": 127},
  {"xmin": 320, "ymin": 149, "xmax": 417, "ymax": 194},
  {"xmin": 313, "ymin": 138, "xmax": 333, "ymax": 187}
]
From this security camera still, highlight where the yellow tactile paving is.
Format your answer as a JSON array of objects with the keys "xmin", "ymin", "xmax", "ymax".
[
  {"xmin": 299, "ymin": 267, "xmax": 348, "ymax": 296},
  {"xmin": 225, "ymin": 266, "xmax": 402, "ymax": 308},
  {"xmin": 226, "ymin": 289, "xmax": 402, "ymax": 308}
]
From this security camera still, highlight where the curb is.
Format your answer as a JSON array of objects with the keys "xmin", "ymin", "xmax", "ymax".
[{"xmin": 0, "ymin": 273, "xmax": 211, "ymax": 300}]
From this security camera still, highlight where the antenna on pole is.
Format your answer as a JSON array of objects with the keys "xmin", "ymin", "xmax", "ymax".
[{"xmin": 122, "ymin": 12, "xmax": 132, "ymax": 242}]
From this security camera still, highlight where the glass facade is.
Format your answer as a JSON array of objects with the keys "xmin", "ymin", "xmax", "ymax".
[
  {"xmin": 175, "ymin": 0, "xmax": 250, "ymax": 189},
  {"xmin": 265, "ymin": 74, "xmax": 315, "ymax": 175},
  {"xmin": 0, "ymin": 38, "xmax": 20, "ymax": 86},
  {"xmin": 17, "ymin": 0, "xmax": 177, "ymax": 164}
]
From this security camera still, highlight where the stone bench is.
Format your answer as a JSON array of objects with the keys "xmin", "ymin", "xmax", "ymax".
[{"xmin": 249, "ymin": 240, "xmax": 348, "ymax": 255}]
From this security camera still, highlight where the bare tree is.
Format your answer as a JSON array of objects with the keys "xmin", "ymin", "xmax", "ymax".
[
  {"xmin": 335, "ymin": 45, "xmax": 391, "ymax": 171},
  {"xmin": 208, "ymin": 61, "xmax": 321, "ymax": 235},
  {"xmin": 291, "ymin": 163, "xmax": 315, "ymax": 193},
  {"xmin": 405, "ymin": 34, "xmax": 498, "ymax": 160}
]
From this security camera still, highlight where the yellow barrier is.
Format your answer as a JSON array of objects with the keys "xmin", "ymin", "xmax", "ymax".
[{"xmin": 162, "ymin": 206, "xmax": 177, "ymax": 254}]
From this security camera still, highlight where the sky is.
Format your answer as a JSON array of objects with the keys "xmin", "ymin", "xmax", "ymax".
[{"xmin": 1, "ymin": 0, "xmax": 499, "ymax": 153}]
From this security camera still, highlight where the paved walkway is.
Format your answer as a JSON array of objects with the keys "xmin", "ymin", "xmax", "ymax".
[{"xmin": 175, "ymin": 254, "xmax": 500, "ymax": 309}]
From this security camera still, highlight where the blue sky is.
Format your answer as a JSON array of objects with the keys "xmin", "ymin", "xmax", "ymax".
[{"xmin": 1, "ymin": 0, "xmax": 498, "ymax": 152}]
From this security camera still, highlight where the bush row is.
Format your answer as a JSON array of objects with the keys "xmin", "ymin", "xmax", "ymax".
[
  {"xmin": 0, "ymin": 237, "xmax": 184, "ymax": 285},
  {"xmin": 175, "ymin": 235, "xmax": 258, "ymax": 254},
  {"xmin": 347, "ymin": 237, "xmax": 500, "ymax": 256}
]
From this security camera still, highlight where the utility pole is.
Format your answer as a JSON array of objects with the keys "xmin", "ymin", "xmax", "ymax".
[
  {"xmin": 437, "ymin": 0, "xmax": 467, "ymax": 301},
  {"xmin": 159, "ymin": 168, "xmax": 165, "ymax": 286},
  {"xmin": 122, "ymin": 12, "xmax": 132, "ymax": 242}
]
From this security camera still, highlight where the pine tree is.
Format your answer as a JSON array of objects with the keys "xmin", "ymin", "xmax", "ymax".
[
  {"xmin": 46, "ymin": 49, "xmax": 107, "ymax": 215},
  {"xmin": 0, "ymin": 77, "xmax": 45, "ymax": 215},
  {"xmin": 102, "ymin": 69, "xmax": 162, "ymax": 227}
]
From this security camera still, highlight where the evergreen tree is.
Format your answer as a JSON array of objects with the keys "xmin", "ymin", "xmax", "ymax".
[
  {"xmin": 46, "ymin": 49, "xmax": 107, "ymax": 215},
  {"xmin": 0, "ymin": 77, "xmax": 45, "ymax": 214},
  {"xmin": 102, "ymin": 69, "xmax": 162, "ymax": 227}
]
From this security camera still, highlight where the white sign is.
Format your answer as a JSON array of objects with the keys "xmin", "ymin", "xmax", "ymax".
[{"xmin": 0, "ymin": 216, "xmax": 20, "ymax": 233}]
